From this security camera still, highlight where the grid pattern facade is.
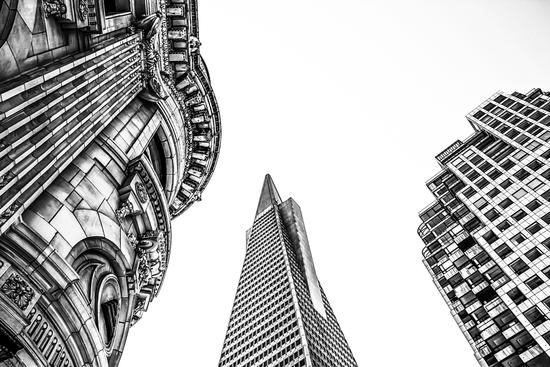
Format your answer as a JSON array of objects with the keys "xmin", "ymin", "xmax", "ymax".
[
  {"xmin": 418, "ymin": 89, "xmax": 550, "ymax": 367},
  {"xmin": 219, "ymin": 176, "xmax": 358, "ymax": 367}
]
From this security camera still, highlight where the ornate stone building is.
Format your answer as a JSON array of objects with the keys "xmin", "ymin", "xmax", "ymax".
[{"xmin": 0, "ymin": 0, "xmax": 220, "ymax": 365}]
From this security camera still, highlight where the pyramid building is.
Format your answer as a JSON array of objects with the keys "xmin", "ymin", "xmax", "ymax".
[{"xmin": 218, "ymin": 175, "xmax": 357, "ymax": 367}]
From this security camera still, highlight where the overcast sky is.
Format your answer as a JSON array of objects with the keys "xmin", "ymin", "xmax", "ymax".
[{"xmin": 121, "ymin": 1, "xmax": 550, "ymax": 365}]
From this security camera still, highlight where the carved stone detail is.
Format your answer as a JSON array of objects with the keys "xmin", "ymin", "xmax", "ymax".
[
  {"xmin": 1, "ymin": 274, "xmax": 34, "ymax": 311},
  {"xmin": 0, "ymin": 201, "xmax": 21, "ymax": 226},
  {"xmin": 135, "ymin": 182, "xmax": 148, "ymax": 203},
  {"xmin": 135, "ymin": 12, "xmax": 168, "ymax": 102},
  {"xmin": 78, "ymin": 0, "xmax": 88, "ymax": 21},
  {"xmin": 43, "ymin": 0, "xmax": 67, "ymax": 17},
  {"xmin": 189, "ymin": 36, "xmax": 201, "ymax": 54},
  {"xmin": 130, "ymin": 297, "xmax": 146, "ymax": 326},
  {"xmin": 115, "ymin": 200, "xmax": 134, "ymax": 223}
]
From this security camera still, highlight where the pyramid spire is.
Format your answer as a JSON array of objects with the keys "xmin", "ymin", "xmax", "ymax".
[{"xmin": 255, "ymin": 174, "xmax": 282, "ymax": 217}]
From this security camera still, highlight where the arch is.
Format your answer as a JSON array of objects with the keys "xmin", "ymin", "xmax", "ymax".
[
  {"xmin": 0, "ymin": 0, "xmax": 18, "ymax": 50},
  {"xmin": 68, "ymin": 237, "xmax": 135, "ymax": 364}
]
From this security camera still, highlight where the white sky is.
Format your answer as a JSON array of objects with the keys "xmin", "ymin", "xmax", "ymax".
[{"xmin": 121, "ymin": 1, "xmax": 550, "ymax": 365}]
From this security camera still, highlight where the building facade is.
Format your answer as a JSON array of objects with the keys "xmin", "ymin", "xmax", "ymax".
[
  {"xmin": 418, "ymin": 89, "xmax": 550, "ymax": 367},
  {"xmin": 0, "ymin": 0, "xmax": 220, "ymax": 365},
  {"xmin": 218, "ymin": 175, "xmax": 357, "ymax": 367}
]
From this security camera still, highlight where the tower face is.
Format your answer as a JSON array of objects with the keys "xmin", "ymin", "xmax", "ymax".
[
  {"xmin": 418, "ymin": 89, "xmax": 550, "ymax": 367},
  {"xmin": 0, "ymin": 0, "xmax": 220, "ymax": 366},
  {"xmin": 219, "ymin": 175, "xmax": 357, "ymax": 367}
]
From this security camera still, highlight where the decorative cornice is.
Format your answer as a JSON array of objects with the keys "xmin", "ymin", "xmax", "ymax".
[{"xmin": 154, "ymin": 0, "xmax": 221, "ymax": 217}]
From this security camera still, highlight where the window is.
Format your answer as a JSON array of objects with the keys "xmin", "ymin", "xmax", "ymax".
[
  {"xmin": 510, "ymin": 259, "xmax": 529, "ymax": 275},
  {"xmin": 514, "ymin": 168, "xmax": 529, "ymax": 181},
  {"xmin": 104, "ymin": 0, "xmax": 130, "ymax": 15},
  {"xmin": 467, "ymin": 171, "xmax": 480, "ymax": 182},
  {"xmin": 524, "ymin": 306, "xmax": 547, "ymax": 327},
  {"xmin": 511, "ymin": 209, "xmax": 527, "ymax": 221},
  {"xmin": 474, "ymin": 197, "xmax": 488, "ymax": 210},
  {"xmin": 527, "ymin": 178, "xmax": 543, "ymax": 190},
  {"xmin": 485, "ymin": 209, "xmax": 501, "ymax": 221},
  {"xmin": 528, "ymin": 159, "xmax": 543, "ymax": 171},
  {"xmin": 500, "ymin": 179, "xmax": 513, "ymax": 189},
  {"xmin": 526, "ymin": 199, "xmax": 541, "ymax": 211},
  {"xmin": 525, "ymin": 247, "xmax": 542, "ymax": 261},
  {"xmin": 511, "ymin": 233, "xmax": 525, "ymax": 245},
  {"xmin": 496, "ymin": 220, "xmax": 511, "ymax": 231},
  {"xmin": 488, "ymin": 169, "xmax": 502, "ymax": 180},
  {"xmin": 501, "ymin": 159, "xmax": 515, "ymax": 171},
  {"xmin": 495, "ymin": 244, "xmax": 512, "ymax": 259},
  {"xmin": 526, "ymin": 275, "xmax": 544, "ymax": 290},
  {"xmin": 543, "ymin": 266, "xmax": 550, "ymax": 279},
  {"xmin": 487, "ymin": 188, "xmax": 500, "ymax": 198},
  {"xmin": 482, "ymin": 230, "xmax": 498, "ymax": 244},
  {"xmin": 479, "ymin": 162, "xmax": 492, "ymax": 172},
  {"xmin": 463, "ymin": 187, "xmax": 476, "ymax": 199},
  {"xmin": 541, "ymin": 212, "xmax": 550, "ymax": 224},
  {"xmin": 499, "ymin": 198, "xmax": 513, "ymax": 209},
  {"xmin": 475, "ymin": 178, "xmax": 489, "ymax": 190},
  {"xmin": 513, "ymin": 188, "xmax": 527, "ymax": 199},
  {"xmin": 526, "ymin": 222, "xmax": 542, "ymax": 235},
  {"xmin": 507, "ymin": 287, "xmax": 526, "ymax": 305}
]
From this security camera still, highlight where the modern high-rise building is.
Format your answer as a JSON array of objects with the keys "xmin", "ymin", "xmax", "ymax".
[
  {"xmin": 0, "ymin": 0, "xmax": 220, "ymax": 366},
  {"xmin": 218, "ymin": 175, "xmax": 357, "ymax": 367},
  {"xmin": 418, "ymin": 89, "xmax": 550, "ymax": 367}
]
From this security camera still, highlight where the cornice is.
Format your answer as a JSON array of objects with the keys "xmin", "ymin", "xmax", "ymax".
[{"xmin": 156, "ymin": 0, "xmax": 221, "ymax": 217}]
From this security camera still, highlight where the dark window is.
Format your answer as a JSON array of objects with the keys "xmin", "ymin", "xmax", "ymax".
[
  {"xmin": 526, "ymin": 199, "xmax": 542, "ymax": 211},
  {"xmin": 510, "ymin": 259, "xmax": 529, "ymax": 275},
  {"xmin": 507, "ymin": 287, "xmax": 526, "ymax": 305},
  {"xmin": 524, "ymin": 307, "xmax": 547, "ymax": 327},
  {"xmin": 495, "ymin": 244, "xmax": 512, "ymax": 259},
  {"xmin": 499, "ymin": 198, "xmax": 513, "ymax": 209},
  {"xmin": 527, "ymin": 222, "xmax": 542, "ymax": 235},
  {"xmin": 525, "ymin": 247, "xmax": 542, "ymax": 261},
  {"xmin": 485, "ymin": 209, "xmax": 500, "ymax": 221},
  {"xmin": 104, "ymin": 0, "xmax": 130, "ymax": 15},
  {"xmin": 488, "ymin": 169, "xmax": 502, "ymax": 180},
  {"xmin": 501, "ymin": 159, "xmax": 515, "ymax": 171},
  {"xmin": 475, "ymin": 178, "xmax": 489, "ymax": 189},
  {"xmin": 482, "ymin": 231, "xmax": 498, "ymax": 244},
  {"xmin": 463, "ymin": 187, "xmax": 476, "ymax": 198},
  {"xmin": 526, "ymin": 275, "xmax": 544, "ymax": 290},
  {"xmin": 528, "ymin": 159, "xmax": 543, "ymax": 171},
  {"xmin": 496, "ymin": 220, "xmax": 511, "ymax": 231},
  {"xmin": 501, "ymin": 179, "xmax": 513, "ymax": 189},
  {"xmin": 487, "ymin": 188, "xmax": 500, "ymax": 198},
  {"xmin": 511, "ymin": 209, "xmax": 527, "ymax": 221},
  {"xmin": 511, "ymin": 233, "xmax": 525, "ymax": 245},
  {"xmin": 541, "ymin": 213, "xmax": 550, "ymax": 225},
  {"xmin": 513, "ymin": 168, "xmax": 529, "ymax": 181}
]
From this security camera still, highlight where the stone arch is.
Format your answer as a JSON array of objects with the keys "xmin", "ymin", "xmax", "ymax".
[
  {"xmin": 0, "ymin": 0, "xmax": 17, "ymax": 50},
  {"xmin": 68, "ymin": 237, "xmax": 135, "ymax": 365}
]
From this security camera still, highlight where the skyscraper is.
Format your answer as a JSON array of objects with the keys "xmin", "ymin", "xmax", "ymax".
[
  {"xmin": 418, "ymin": 89, "xmax": 550, "ymax": 367},
  {"xmin": 218, "ymin": 175, "xmax": 357, "ymax": 367}
]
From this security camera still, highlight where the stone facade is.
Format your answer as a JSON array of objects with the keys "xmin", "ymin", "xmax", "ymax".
[{"xmin": 0, "ymin": 0, "xmax": 220, "ymax": 365}]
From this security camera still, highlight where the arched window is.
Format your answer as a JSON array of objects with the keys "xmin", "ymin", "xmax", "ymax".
[{"xmin": 145, "ymin": 133, "xmax": 167, "ymax": 190}]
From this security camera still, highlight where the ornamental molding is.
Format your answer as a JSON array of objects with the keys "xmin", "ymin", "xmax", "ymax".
[
  {"xmin": 136, "ymin": 0, "xmax": 221, "ymax": 217},
  {"xmin": 1, "ymin": 274, "xmax": 35, "ymax": 311},
  {"xmin": 43, "ymin": 0, "xmax": 67, "ymax": 17}
]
